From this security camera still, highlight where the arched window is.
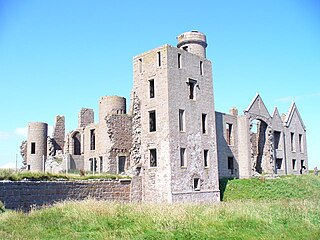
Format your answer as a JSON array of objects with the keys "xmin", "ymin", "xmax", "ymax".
[{"xmin": 72, "ymin": 132, "xmax": 81, "ymax": 155}]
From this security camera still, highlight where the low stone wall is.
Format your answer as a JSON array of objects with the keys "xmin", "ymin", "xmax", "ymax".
[{"xmin": 0, "ymin": 179, "xmax": 131, "ymax": 211}]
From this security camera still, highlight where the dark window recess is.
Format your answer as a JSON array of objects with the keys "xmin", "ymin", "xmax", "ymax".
[
  {"xmin": 202, "ymin": 114, "xmax": 207, "ymax": 134},
  {"xmin": 99, "ymin": 156, "xmax": 103, "ymax": 173},
  {"xmin": 157, "ymin": 51, "xmax": 161, "ymax": 67},
  {"xmin": 180, "ymin": 148, "xmax": 186, "ymax": 167},
  {"xmin": 118, "ymin": 156, "xmax": 126, "ymax": 173},
  {"xmin": 183, "ymin": 46, "xmax": 188, "ymax": 52},
  {"xmin": 200, "ymin": 61, "xmax": 203, "ymax": 75},
  {"xmin": 228, "ymin": 156, "xmax": 234, "ymax": 174},
  {"xmin": 188, "ymin": 79, "xmax": 197, "ymax": 100},
  {"xmin": 90, "ymin": 158, "xmax": 97, "ymax": 173},
  {"xmin": 301, "ymin": 160, "xmax": 305, "ymax": 170},
  {"xmin": 274, "ymin": 131, "xmax": 281, "ymax": 149},
  {"xmin": 149, "ymin": 111, "xmax": 156, "ymax": 132},
  {"xmin": 291, "ymin": 132, "xmax": 295, "ymax": 151},
  {"xmin": 90, "ymin": 129, "xmax": 95, "ymax": 150},
  {"xmin": 276, "ymin": 158, "xmax": 283, "ymax": 170},
  {"xmin": 139, "ymin": 58, "xmax": 142, "ymax": 73},
  {"xmin": 299, "ymin": 134, "xmax": 303, "ymax": 152},
  {"xmin": 27, "ymin": 165, "xmax": 30, "ymax": 171},
  {"xmin": 193, "ymin": 178, "xmax": 200, "ymax": 191},
  {"xmin": 150, "ymin": 149, "xmax": 157, "ymax": 167},
  {"xmin": 179, "ymin": 109, "xmax": 185, "ymax": 131},
  {"xmin": 31, "ymin": 142, "xmax": 36, "ymax": 154},
  {"xmin": 178, "ymin": 53, "xmax": 181, "ymax": 68},
  {"xmin": 73, "ymin": 132, "xmax": 81, "ymax": 155},
  {"xmin": 149, "ymin": 79, "xmax": 155, "ymax": 98},
  {"xmin": 226, "ymin": 123, "xmax": 233, "ymax": 145},
  {"xmin": 204, "ymin": 150, "xmax": 209, "ymax": 167},
  {"xmin": 292, "ymin": 159, "xmax": 296, "ymax": 170}
]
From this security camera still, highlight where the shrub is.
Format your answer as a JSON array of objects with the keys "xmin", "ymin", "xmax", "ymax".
[{"xmin": 0, "ymin": 200, "xmax": 5, "ymax": 213}]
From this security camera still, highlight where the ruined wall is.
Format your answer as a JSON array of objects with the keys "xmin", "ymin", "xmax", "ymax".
[
  {"xmin": 0, "ymin": 180, "xmax": 131, "ymax": 211},
  {"xmin": 78, "ymin": 108, "xmax": 94, "ymax": 128},
  {"xmin": 53, "ymin": 115, "xmax": 65, "ymax": 151}
]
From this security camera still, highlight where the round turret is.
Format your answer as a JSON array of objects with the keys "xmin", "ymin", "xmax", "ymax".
[
  {"xmin": 27, "ymin": 122, "xmax": 48, "ymax": 171},
  {"xmin": 177, "ymin": 30, "xmax": 207, "ymax": 58},
  {"xmin": 99, "ymin": 96, "xmax": 126, "ymax": 122}
]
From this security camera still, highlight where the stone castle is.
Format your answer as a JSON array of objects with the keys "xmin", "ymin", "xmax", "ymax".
[{"xmin": 20, "ymin": 31, "xmax": 308, "ymax": 203}]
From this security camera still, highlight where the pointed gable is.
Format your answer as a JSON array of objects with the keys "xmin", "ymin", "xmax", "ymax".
[
  {"xmin": 284, "ymin": 102, "xmax": 306, "ymax": 130},
  {"xmin": 245, "ymin": 93, "xmax": 271, "ymax": 119},
  {"xmin": 272, "ymin": 107, "xmax": 283, "ymax": 130}
]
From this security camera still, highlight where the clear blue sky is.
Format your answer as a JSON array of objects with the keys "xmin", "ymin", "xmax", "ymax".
[{"xmin": 0, "ymin": 0, "xmax": 319, "ymax": 169}]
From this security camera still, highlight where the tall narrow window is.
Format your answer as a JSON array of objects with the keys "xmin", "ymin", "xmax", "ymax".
[
  {"xmin": 178, "ymin": 53, "xmax": 181, "ymax": 68},
  {"xmin": 200, "ymin": 61, "xmax": 203, "ymax": 75},
  {"xmin": 226, "ymin": 123, "xmax": 233, "ymax": 145},
  {"xmin": 118, "ymin": 156, "xmax": 126, "ymax": 173},
  {"xmin": 150, "ymin": 149, "xmax": 157, "ymax": 167},
  {"xmin": 301, "ymin": 160, "xmax": 305, "ymax": 171},
  {"xmin": 90, "ymin": 158, "xmax": 97, "ymax": 173},
  {"xmin": 31, "ymin": 142, "xmax": 36, "ymax": 154},
  {"xmin": 179, "ymin": 109, "xmax": 185, "ymax": 131},
  {"xmin": 193, "ymin": 178, "xmax": 200, "ymax": 191},
  {"xmin": 180, "ymin": 148, "xmax": 186, "ymax": 167},
  {"xmin": 149, "ymin": 79, "xmax": 155, "ymax": 98},
  {"xmin": 274, "ymin": 131, "xmax": 281, "ymax": 149},
  {"xmin": 157, "ymin": 51, "xmax": 161, "ymax": 67},
  {"xmin": 90, "ymin": 129, "xmax": 95, "ymax": 150},
  {"xmin": 139, "ymin": 58, "xmax": 142, "ymax": 73},
  {"xmin": 299, "ymin": 134, "xmax": 303, "ymax": 152},
  {"xmin": 204, "ymin": 150, "xmax": 209, "ymax": 168},
  {"xmin": 290, "ymin": 132, "xmax": 295, "ymax": 152},
  {"xmin": 202, "ymin": 114, "xmax": 207, "ymax": 134},
  {"xmin": 99, "ymin": 156, "xmax": 103, "ymax": 173},
  {"xmin": 188, "ymin": 79, "xmax": 197, "ymax": 100},
  {"xmin": 73, "ymin": 132, "xmax": 81, "ymax": 155},
  {"xmin": 292, "ymin": 159, "xmax": 296, "ymax": 170},
  {"xmin": 149, "ymin": 110, "xmax": 156, "ymax": 132},
  {"xmin": 228, "ymin": 156, "xmax": 234, "ymax": 174}
]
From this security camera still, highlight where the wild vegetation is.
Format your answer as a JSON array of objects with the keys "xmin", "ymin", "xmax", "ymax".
[
  {"xmin": 0, "ymin": 174, "xmax": 319, "ymax": 239},
  {"xmin": 0, "ymin": 169, "xmax": 129, "ymax": 181}
]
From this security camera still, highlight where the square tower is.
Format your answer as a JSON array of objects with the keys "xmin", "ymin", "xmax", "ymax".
[{"xmin": 131, "ymin": 31, "xmax": 220, "ymax": 203}]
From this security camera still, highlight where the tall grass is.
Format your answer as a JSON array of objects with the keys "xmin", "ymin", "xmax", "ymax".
[{"xmin": 0, "ymin": 199, "xmax": 319, "ymax": 239}]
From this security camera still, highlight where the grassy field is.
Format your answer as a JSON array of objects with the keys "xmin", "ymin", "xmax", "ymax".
[{"xmin": 0, "ymin": 174, "xmax": 319, "ymax": 240}]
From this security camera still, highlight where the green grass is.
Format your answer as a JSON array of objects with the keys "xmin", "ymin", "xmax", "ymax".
[
  {"xmin": 0, "ymin": 174, "xmax": 320, "ymax": 239},
  {"xmin": 0, "ymin": 169, "xmax": 129, "ymax": 181}
]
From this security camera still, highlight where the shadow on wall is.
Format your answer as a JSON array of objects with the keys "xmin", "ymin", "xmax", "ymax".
[{"xmin": 219, "ymin": 178, "xmax": 233, "ymax": 201}]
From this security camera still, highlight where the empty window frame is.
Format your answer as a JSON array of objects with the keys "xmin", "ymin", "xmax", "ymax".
[
  {"xmin": 157, "ymin": 51, "xmax": 161, "ymax": 67},
  {"xmin": 138, "ymin": 58, "xmax": 142, "ymax": 73},
  {"xmin": 274, "ymin": 131, "xmax": 281, "ymax": 149},
  {"xmin": 228, "ymin": 156, "xmax": 234, "ymax": 174},
  {"xmin": 226, "ymin": 123, "xmax": 233, "ymax": 145},
  {"xmin": 276, "ymin": 158, "xmax": 283, "ymax": 170},
  {"xmin": 290, "ymin": 132, "xmax": 295, "ymax": 152},
  {"xmin": 149, "ymin": 110, "xmax": 156, "ymax": 132},
  {"xmin": 301, "ymin": 160, "xmax": 305, "ymax": 170},
  {"xmin": 204, "ymin": 149, "xmax": 209, "ymax": 168},
  {"xmin": 202, "ymin": 113, "xmax": 207, "ymax": 134},
  {"xmin": 180, "ymin": 148, "xmax": 186, "ymax": 167},
  {"xmin": 200, "ymin": 61, "xmax": 203, "ymax": 75},
  {"xmin": 150, "ymin": 149, "xmax": 157, "ymax": 167},
  {"xmin": 73, "ymin": 132, "xmax": 81, "ymax": 155},
  {"xmin": 178, "ymin": 53, "xmax": 181, "ymax": 68},
  {"xmin": 193, "ymin": 178, "xmax": 200, "ymax": 191},
  {"xmin": 90, "ymin": 158, "xmax": 97, "ymax": 173},
  {"xmin": 99, "ymin": 156, "xmax": 103, "ymax": 173},
  {"xmin": 118, "ymin": 156, "xmax": 126, "ymax": 173},
  {"xmin": 31, "ymin": 142, "xmax": 36, "ymax": 154},
  {"xmin": 299, "ymin": 134, "xmax": 303, "ymax": 153},
  {"xmin": 90, "ymin": 129, "xmax": 95, "ymax": 150},
  {"xmin": 292, "ymin": 159, "xmax": 296, "ymax": 170},
  {"xmin": 179, "ymin": 109, "xmax": 185, "ymax": 132},
  {"xmin": 188, "ymin": 79, "xmax": 197, "ymax": 100},
  {"xmin": 149, "ymin": 79, "xmax": 155, "ymax": 98}
]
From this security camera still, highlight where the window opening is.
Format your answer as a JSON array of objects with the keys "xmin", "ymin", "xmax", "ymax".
[
  {"xmin": 204, "ymin": 150, "xmax": 209, "ymax": 167},
  {"xmin": 200, "ymin": 61, "xmax": 203, "ymax": 75},
  {"xmin": 149, "ymin": 79, "xmax": 155, "ymax": 98},
  {"xmin": 139, "ymin": 58, "xmax": 142, "ymax": 73},
  {"xmin": 90, "ymin": 129, "xmax": 95, "ymax": 150},
  {"xmin": 292, "ymin": 159, "xmax": 296, "ymax": 170},
  {"xmin": 228, "ymin": 156, "xmax": 234, "ymax": 174},
  {"xmin": 193, "ymin": 178, "xmax": 200, "ymax": 191},
  {"xmin": 150, "ymin": 149, "xmax": 157, "ymax": 167},
  {"xmin": 149, "ymin": 110, "xmax": 156, "ymax": 132},
  {"xmin": 179, "ymin": 109, "xmax": 185, "ymax": 131},
  {"xmin": 31, "ymin": 142, "xmax": 36, "ymax": 154},
  {"xmin": 157, "ymin": 51, "xmax": 161, "ymax": 67},
  {"xmin": 202, "ymin": 114, "xmax": 207, "ymax": 134},
  {"xmin": 178, "ymin": 53, "xmax": 181, "ymax": 68},
  {"xmin": 118, "ymin": 156, "xmax": 126, "ymax": 173},
  {"xmin": 73, "ymin": 132, "xmax": 81, "ymax": 155},
  {"xmin": 299, "ymin": 134, "xmax": 303, "ymax": 152},
  {"xmin": 183, "ymin": 46, "xmax": 188, "ymax": 52},
  {"xmin": 180, "ymin": 148, "xmax": 186, "ymax": 167},
  {"xmin": 90, "ymin": 158, "xmax": 97, "ymax": 173},
  {"xmin": 276, "ymin": 158, "xmax": 283, "ymax": 170},
  {"xmin": 274, "ymin": 131, "xmax": 281, "ymax": 149},
  {"xmin": 290, "ymin": 132, "xmax": 295, "ymax": 152},
  {"xmin": 226, "ymin": 123, "xmax": 233, "ymax": 145},
  {"xmin": 99, "ymin": 156, "xmax": 103, "ymax": 173},
  {"xmin": 188, "ymin": 79, "xmax": 197, "ymax": 100}
]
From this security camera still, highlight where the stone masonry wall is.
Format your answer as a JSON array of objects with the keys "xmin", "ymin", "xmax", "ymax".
[{"xmin": 0, "ymin": 179, "xmax": 131, "ymax": 211}]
